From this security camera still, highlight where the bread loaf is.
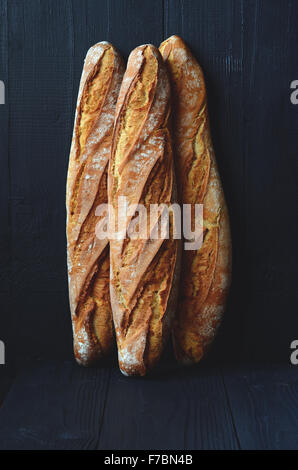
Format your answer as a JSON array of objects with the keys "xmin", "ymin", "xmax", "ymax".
[
  {"xmin": 159, "ymin": 36, "xmax": 232, "ymax": 364},
  {"xmin": 108, "ymin": 44, "xmax": 180, "ymax": 376},
  {"xmin": 66, "ymin": 42, "xmax": 124, "ymax": 365}
]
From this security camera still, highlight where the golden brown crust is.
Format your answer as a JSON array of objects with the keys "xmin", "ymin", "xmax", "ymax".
[
  {"xmin": 159, "ymin": 36, "xmax": 232, "ymax": 364},
  {"xmin": 108, "ymin": 44, "xmax": 180, "ymax": 376},
  {"xmin": 66, "ymin": 42, "xmax": 125, "ymax": 365}
]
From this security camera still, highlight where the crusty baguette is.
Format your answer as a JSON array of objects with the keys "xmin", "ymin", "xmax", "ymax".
[
  {"xmin": 66, "ymin": 42, "xmax": 124, "ymax": 365},
  {"xmin": 159, "ymin": 36, "xmax": 232, "ymax": 364},
  {"xmin": 108, "ymin": 44, "xmax": 180, "ymax": 376}
]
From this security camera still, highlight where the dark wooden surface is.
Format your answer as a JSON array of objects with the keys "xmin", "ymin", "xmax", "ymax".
[
  {"xmin": 223, "ymin": 365, "xmax": 298, "ymax": 450},
  {"xmin": 0, "ymin": 361, "xmax": 297, "ymax": 450},
  {"xmin": 1, "ymin": 0, "xmax": 297, "ymax": 369},
  {"xmin": 0, "ymin": 0, "xmax": 298, "ymax": 451}
]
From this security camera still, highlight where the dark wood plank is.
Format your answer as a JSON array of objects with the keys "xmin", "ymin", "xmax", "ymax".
[
  {"xmin": 223, "ymin": 365, "xmax": 298, "ymax": 449},
  {"xmin": 241, "ymin": 0, "xmax": 298, "ymax": 362},
  {"xmin": 0, "ymin": 0, "xmax": 9, "ymax": 287},
  {"xmin": 164, "ymin": 0, "xmax": 246, "ymax": 363},
  {"xmin": 0, "ymin": 364, "xmax": 14, "ymax": 408},
  {"xmin": 0, "ymin": 361, "xmax": 111, "ymax": 450},
  {"xmin": 1, "ymin": 362, "xmax": 296, "ymax": 450},
  {"xmin": 2, "ymin": 0, "xmax": 298, "ymax": 367},
  {"xmin": 165, "ymin": 0, "xmax": 298, "ymax": 363},
  {"xmin": 0, "ymin": 1, "xmax": 11, "ymax": 370},
  {"xmin": 107, "ymin": 0, "xmax": 164, "ymax": 58},
  {"xmin": 0, "ymin": 377, "xmax": 12, "ymax": 408},
  {"xmin": 98, "ymin": 366, "xmax": 239, "ymax": 450},
  {"xmin": 8, "ymin": 0, "xmax": 75, "ymax": 363}
]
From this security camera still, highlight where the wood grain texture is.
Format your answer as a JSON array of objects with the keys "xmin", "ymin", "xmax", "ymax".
[
  {"xmin": 0, "ymin": 0, "xmax": 9, "ymax": 292},
  {"xmin": 222, "ymin": 365, "xmax": 298, "ymax": 450},
  {"xmin": 164, "ymin": 0, "xmax": 298, "ymax": 363},
  {"xmin": 164, "ymin": 0, "xmax": 245, "ymax": 364},
  {"xmin": 0, "ymin": 0, "xmax": 296, "ymax": 368},
  {"xmin": 0, "ymin": 361, "xmax": 239, "ymax": 450},
  {"xmin": 0, "ymin": 0, "xmax": 297, "ymax": 451},
  {"xmin": 240, "ymin": 0, "xmax": 298, "ymax": 362},
  {"xmin": 0, "ymin": 361, "xmax": 111, "ymax": 449},
  {"xmin": 8, "ymin": 0, "xmax": 75, "ymax": 364},
  {"xmin": 0, "ymin": 1, "xmax": 10, "ymax": 369},
  {"xmin": 98, "ymin": 366, "xmax": 239, "ymax": 450},
  {"xmin": 1, "ymin": 362, "xmax": 297, "ymax": 450},
  {"xmin": 106, "ymin": 0, "xmax": 164, "ymax": 57}
]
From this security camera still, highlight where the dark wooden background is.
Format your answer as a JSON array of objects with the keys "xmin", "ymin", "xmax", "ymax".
[{"xmin": 0, "ymin": 0, "xmax": 298, "ymax": 372}]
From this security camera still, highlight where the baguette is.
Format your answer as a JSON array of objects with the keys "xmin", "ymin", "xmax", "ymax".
[
  {"xmin": 66, "ymin": 42, "xmax": 124, "ymax": 365},
  {"xmin": 159, "ymin": 36, "xmax": 232, "ymax": 364},
  {"xmin": 108, "ymin": 44, "xmax": 180, "ymax": 376}
]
